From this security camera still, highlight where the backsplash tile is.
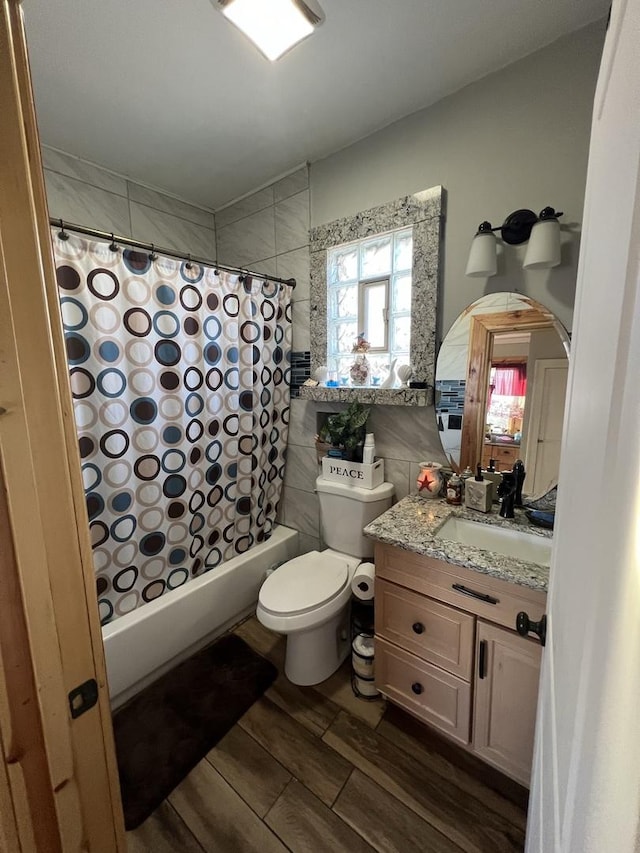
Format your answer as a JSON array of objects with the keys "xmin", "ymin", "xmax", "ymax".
[
  {"xmin": 290, "ymin": 351, "xmax": 311, "ymax": 399},
  {"xmin": 435, "ymin": 379, "xmax": 466, "ymax": 413}
]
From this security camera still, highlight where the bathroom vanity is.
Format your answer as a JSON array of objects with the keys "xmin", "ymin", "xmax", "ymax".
[{"xmin": 365, "ymin": 496, "xmax": 550, "ymax": 787}]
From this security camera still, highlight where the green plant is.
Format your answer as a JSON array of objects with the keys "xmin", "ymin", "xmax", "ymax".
[{"xmin": 319, "ymin": 401, "xmax": 370, "ymax": 458}]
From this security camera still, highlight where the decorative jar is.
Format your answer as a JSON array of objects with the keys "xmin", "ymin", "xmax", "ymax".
[
  {"xmin": 350, "ymin": 354, "xmax": 370, "ymax": 386},
  {"xmin": 416, "ymin": 461, "xmax": 444, "ymax": 499}
]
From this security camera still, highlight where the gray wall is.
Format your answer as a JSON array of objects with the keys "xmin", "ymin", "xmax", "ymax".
[
  {"xmin": 310, "ymin": 21, "xmax": 605, "ymax": 338},
  {"xmin": 42, "ymin": 146, "xmax": 216, "ymax": 258},
  {"xmin": 282, "ymin": 22, "xmax": 605, "ymax": 549}
]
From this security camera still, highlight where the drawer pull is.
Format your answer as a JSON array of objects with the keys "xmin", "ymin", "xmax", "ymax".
[
  {"xmin": 452, "ymin": 583, "xmax": 499, "ymax": 605},
  {"xmin": 411, "ymin": 682, "xmax": 424, "ymax": 695},
  {"xmin": 412, "ymin": 622, "xmax": 425, "ymax": 635}
]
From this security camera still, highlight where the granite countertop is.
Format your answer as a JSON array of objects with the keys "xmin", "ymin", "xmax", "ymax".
[
  {"xmin": 364, "ymin": 495, "xmax": 551, "ymax": 592},
  {"xmin": 484, "ymin": 439, "xmax": 521, "ymax": 447}
]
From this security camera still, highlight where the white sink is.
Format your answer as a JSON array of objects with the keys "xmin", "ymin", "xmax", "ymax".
[{"xmin": 434, "ymin": 517, "xmax": 552, "ymax": 567}]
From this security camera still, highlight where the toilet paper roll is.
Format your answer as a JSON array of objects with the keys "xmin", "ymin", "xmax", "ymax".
[{"xmin": 351, "ymin": 562, "xmax": 375, "ymax": 600}]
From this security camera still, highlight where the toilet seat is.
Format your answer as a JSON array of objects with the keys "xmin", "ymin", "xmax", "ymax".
[{"xmin": 259, "ymin": 551, "xmax": 350, "ymax": 616}]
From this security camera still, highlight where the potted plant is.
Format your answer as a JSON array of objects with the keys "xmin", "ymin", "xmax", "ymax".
[{"xmin": 317, "ymin": 400, "xmax": 370, "ymax": 462}]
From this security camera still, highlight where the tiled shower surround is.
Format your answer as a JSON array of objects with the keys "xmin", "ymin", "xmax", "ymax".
[
  {"xmin": 42, "ymin": 146, "xmax": 217, "ymax": 259},
  {"xmin": 44, "ymin": 153, "xmax": 447, "ymax": 557}
]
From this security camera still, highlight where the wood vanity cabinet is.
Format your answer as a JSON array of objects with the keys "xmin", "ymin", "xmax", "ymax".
[
  {"xmin": 481, "ymin": 443, "xmax": 521, "ymax": 471},
  {"xmin": 374, "ymin": 542, "xmax": 545, "ymax": 786}
]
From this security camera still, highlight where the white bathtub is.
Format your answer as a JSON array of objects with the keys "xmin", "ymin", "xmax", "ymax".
[{"xmin": 102, "ymin": 525, "xmax": 299, "ymax": 708}]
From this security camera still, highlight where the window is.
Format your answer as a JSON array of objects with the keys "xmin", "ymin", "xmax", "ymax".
[{"xmin": 326, "ymin": 227, "xmax": 413, "ymax": 381}]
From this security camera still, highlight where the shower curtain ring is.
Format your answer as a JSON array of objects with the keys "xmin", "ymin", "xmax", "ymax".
[
  {"xmin": 109, "ymin": 234, "xmax": 119, "ymax": 252},
  {"xmin": 185, "ymin": 254, "xmax": 193, "ymax": 270},
  {"xmin": 57, "ymin": 218, "xmax": 69, "ymax": 241},
  {"xmin": 149, "ymin": 243, "xmax": 158, "ymax": 261}
]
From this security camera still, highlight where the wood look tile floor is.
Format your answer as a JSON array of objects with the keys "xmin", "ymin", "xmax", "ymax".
[{"xmin": 127, "ymin": 617, "xmax": 528, "ymax": 853}]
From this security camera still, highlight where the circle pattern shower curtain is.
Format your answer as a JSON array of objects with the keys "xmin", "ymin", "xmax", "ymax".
[{"xmin": 53, "ymin": 231, "xmax": 292, "ymax": 624}]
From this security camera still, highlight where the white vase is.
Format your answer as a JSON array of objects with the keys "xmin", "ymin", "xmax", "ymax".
[{"xmin": 379, "ymin": 358, "xmax": 397, "ymax": 389}]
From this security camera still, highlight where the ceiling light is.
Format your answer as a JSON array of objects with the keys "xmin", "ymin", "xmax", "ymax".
[{"xmin": 216, "ymin": 0, "xmax": 324, "ymax": 61}]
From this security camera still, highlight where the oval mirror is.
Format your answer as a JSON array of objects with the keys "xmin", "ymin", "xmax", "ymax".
[{"xmin": 435, "ymin": 293, "xmax": 570, "ymax": 496}]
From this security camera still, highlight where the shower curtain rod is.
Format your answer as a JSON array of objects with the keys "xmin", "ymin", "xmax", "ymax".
[{"xmin": 49, "ymin": 218, "xmax": 297, "ymax": 289}]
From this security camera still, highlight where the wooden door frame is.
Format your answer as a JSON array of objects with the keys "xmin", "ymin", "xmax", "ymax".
[
  {"xmin": 459, "ymin": 309, "xmax": 555, "ymax": 471},
  {"xmin": 0, "ymin": 1, "xmax": 125, "ymax": 849}
]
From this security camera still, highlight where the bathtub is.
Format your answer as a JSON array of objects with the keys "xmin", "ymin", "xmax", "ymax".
[{"xmin": 102, "ymin": 525, "xmax": 299, "ymax": 708}]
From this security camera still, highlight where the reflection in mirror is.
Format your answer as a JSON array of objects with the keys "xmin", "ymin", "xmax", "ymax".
[{"xmin": 435, "ymin": 293, "xmax": 570, "ymax": 496}]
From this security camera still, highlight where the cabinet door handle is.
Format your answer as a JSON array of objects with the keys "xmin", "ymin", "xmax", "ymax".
[
  {"xmin": 452, "ymin": 583, "xmax": 499, "ymax": 605},
  {"xmin": 411, "ymin": 682, "xmax": 424, "ymax": 695},
  {"xmin": 412, "ymin": 622, "xmax": 425, "ymax": 635},
  {"xmin": 478, "ymin": 639, "xmax": 487, "ymax": 679}
]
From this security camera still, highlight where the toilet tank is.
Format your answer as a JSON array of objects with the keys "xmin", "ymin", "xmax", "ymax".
[{"xmin": 316, "ymin": 476, "xmax": 395, "ymax": 558}]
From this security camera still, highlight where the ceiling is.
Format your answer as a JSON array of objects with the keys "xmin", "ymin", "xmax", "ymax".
[{"xmin": 23, "ymin": 0, "xmax": 607, "ymax": 210}]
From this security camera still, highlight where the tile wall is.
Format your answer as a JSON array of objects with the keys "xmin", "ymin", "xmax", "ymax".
[
  {"xmin": 42, "ymin": 147, "xmax": 216, "ymax": 258},
  {"xmin": 42, "ymin": 149, "xmax": 446, "ymax": 554},
  {"xmin": 216, "ymin": 166, "xmax": 449, "ymax": 552}
]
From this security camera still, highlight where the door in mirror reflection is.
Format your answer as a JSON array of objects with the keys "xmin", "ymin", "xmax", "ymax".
[{"xmin": 435, "ymin": 293, "xmax": 570, "ymax": 496}]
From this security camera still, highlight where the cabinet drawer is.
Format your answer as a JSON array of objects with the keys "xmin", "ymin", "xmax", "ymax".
[
  {"xmin": 375, "ymin": 637, "xmax": 471, "ymax": 745},
  {"xmin": 375, "ymin": 579, "xmax": 475, "ymax": 680},
  {"xmin": 375, "ymin": 543, "xmax": 547, "ymax": 633}
]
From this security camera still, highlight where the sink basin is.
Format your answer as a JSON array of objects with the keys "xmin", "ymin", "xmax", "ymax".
[{"xmin": 434, "ymin": 517, "xmax": 552, "ymax": 567}]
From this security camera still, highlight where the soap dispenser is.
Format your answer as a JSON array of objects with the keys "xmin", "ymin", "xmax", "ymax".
[{"xmin": 464, "ymin": 465, "xmax": 493, "ymax": 513}]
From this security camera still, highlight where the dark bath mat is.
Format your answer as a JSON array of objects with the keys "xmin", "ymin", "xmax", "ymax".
[{"xmin": 113, "ymin": 632, "xmax": 277, "ymax": 830}]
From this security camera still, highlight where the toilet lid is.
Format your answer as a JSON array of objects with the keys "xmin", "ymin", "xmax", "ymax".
[{"xmin": 259, "ymin": 551, "xmax": 350, "ymax": 616}]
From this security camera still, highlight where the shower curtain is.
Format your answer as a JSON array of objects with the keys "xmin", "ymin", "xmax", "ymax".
[{"xmin": 52, "ymin": 231, "xmax": 291, "ymax": 624}]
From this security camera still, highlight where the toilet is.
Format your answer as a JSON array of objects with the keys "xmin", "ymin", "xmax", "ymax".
[{"xmin": 257, "ymin": 476, "xmax": 394, "ymax": 685}]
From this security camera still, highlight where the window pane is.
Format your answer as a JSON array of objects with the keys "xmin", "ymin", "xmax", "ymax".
[
  {"xmin": 364, "ymin": 283, "xmax": 387, "ymax": 348},
  {"xmin": 328, "ymin": 246, "xmax": 358, "ymax": 283},
  {"xmin": 394, "ymin": 230, "xmax": 413, "ymax": 271},
  {"xmin": 361, "ymin": 236, "xmax": 392, "ymax": 278},
  {"xmin": 330, "ymin": 284, "xmax": 357, "ymax": 320},
  {"xmin": 392, "ymin": 315, "xmax": 411, "ymax": 352},
  {"xmin": 330, "ymin": 321, "xmax": 358, "ymax": 355},
  {"xmin": 392, "ymin": 274, "xmax": 412, "ymax": 313}
]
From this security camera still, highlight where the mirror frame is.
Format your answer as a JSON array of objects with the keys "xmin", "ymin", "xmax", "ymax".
[{"xmin": 309, "ymin": 186, "xmax": 445, "ymax": 395}]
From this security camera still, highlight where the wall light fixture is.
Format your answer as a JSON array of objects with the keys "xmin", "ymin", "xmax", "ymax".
[
  {"xmin": 215, "ymin": 0, "xmax": 324, "ymax": 61},
  {"xmin": 465, "ymin": 207, "xmax": 563, "ymax": 278}
]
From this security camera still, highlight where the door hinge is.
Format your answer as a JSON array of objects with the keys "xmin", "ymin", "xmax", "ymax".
[{"xmin": 68, "ymin": 678, "xmax": 99, "ymax": 719}]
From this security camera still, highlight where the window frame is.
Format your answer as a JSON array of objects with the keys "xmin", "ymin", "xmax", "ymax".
[
  {"xmin": 309, "ymin": 186, "xmax": 444, "ymax": 397},
  {"xmin": 358, "ymin": 275, "xmax": 389, "ymax": 353}
]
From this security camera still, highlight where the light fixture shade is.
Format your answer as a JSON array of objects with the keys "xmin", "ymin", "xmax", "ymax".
[
  {"xmin": 523, "ymin": 219, "xmax": 561, "ymax": 269},
  {"xmin": 465, "ymin": 232, "xmax": 497, "ymax": 278},
  {"xmin": 217, "ymin": 0, "xmax": 323, "ymax": 61}
]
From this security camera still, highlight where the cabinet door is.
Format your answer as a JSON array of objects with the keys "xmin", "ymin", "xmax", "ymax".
[{"xmin": 473, "ymin": 621, "xmax": 542, "ymax": 786}]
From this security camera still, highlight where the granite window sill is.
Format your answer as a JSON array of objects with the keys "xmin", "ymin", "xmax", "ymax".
[{"xmin": 298, "ymin": 385, "xmax": 432, "ymax": 406}]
